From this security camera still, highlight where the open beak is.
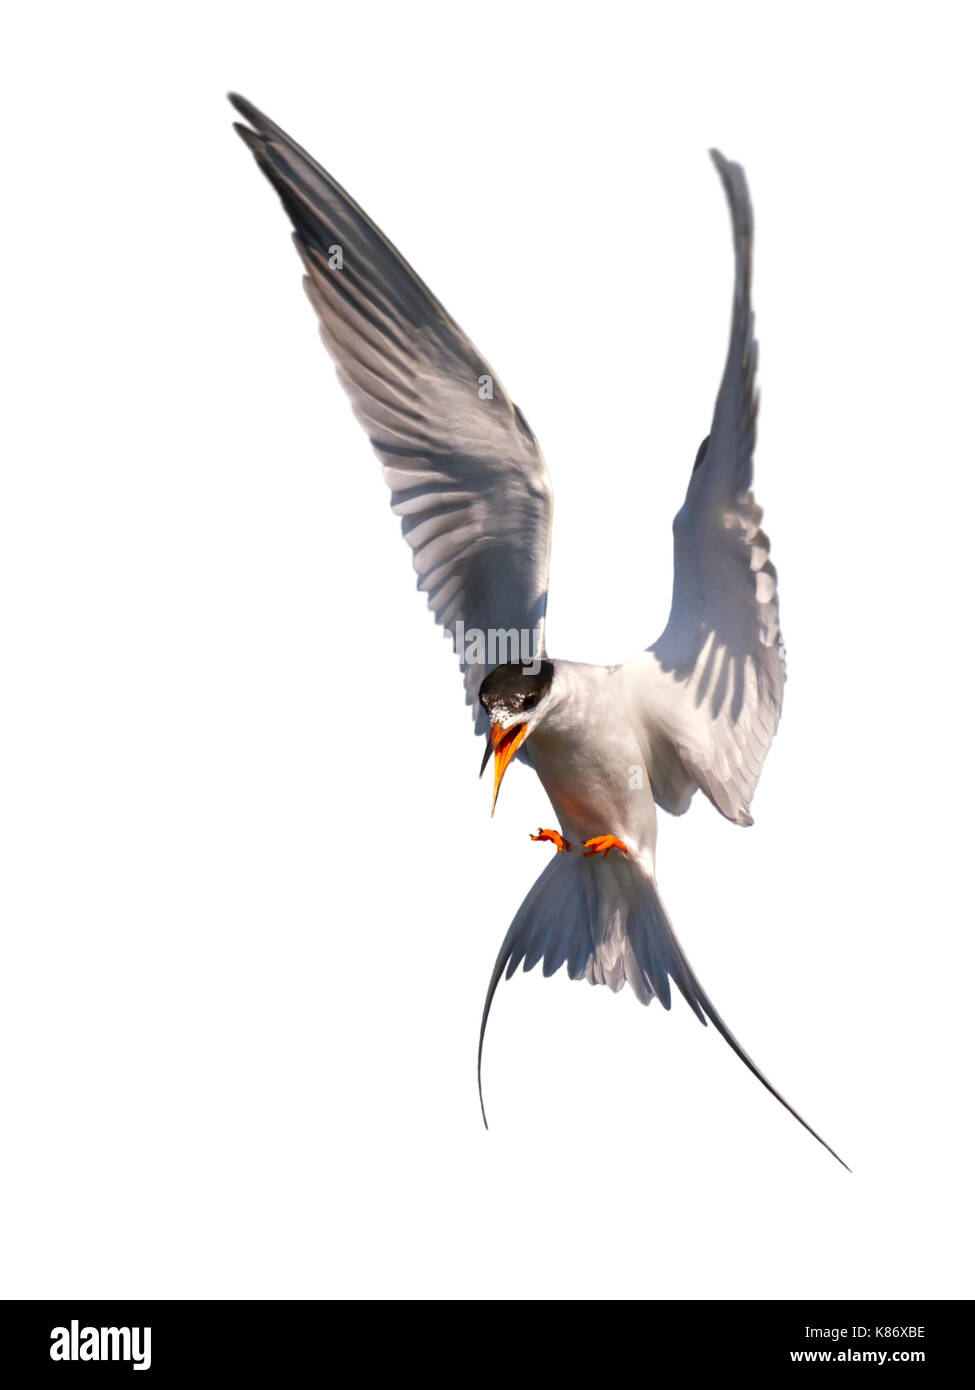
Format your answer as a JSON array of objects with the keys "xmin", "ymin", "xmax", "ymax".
[{"xmin": 479, "ymin": 721, "xmax": 530, "ymax": 816}]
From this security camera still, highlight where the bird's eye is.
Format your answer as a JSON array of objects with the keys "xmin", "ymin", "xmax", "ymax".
[{"xmin": 523, "ymin": 693, "xmax": 538, "ymax": 711}]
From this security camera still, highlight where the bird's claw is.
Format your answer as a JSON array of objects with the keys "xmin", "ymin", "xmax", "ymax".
[
  {"xmin": 583, "ymin": 834, "xmax": 629, "ymax": 859},
  {"xmin": 530, "ymin": 828, "xmax": 571, "ymax": 853}
]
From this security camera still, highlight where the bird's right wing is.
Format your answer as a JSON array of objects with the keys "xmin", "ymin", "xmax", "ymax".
[
  {"xmin": 627, "ymin": 150, "xmax": 784, "ymax": 826},
  {"xmin": 231, "ymin": 96, "xmax": 553, "ymax": 730}
]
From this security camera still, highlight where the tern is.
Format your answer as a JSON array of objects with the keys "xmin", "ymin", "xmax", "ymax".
[{"xmin": 231, "ymin": 94, "xmax": 847, "ymax": 1168}]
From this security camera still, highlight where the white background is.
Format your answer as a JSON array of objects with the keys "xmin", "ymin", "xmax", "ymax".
[{"xmin": 1, "ymin": 1, "xmax": 972, "ymax": 1299}]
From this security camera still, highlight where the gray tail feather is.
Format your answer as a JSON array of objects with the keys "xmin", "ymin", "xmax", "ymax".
[{"xmin": 478, "ymin": 852, "xmax": 849, "ymax": 1171}]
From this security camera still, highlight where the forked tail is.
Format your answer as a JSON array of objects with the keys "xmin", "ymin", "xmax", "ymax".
[{"xmin": 478, "ymin": 851, "xmax": 849, "ymax": 1170}]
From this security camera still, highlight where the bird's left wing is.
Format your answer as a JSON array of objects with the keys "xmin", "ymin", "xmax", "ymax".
[
  {"xmin": 627, "ymin": 150, "xmax": 784, "ymax": 826},
  {"xmin": 230, "ymin": 96, "xmax": 553, "ymax": 730}
]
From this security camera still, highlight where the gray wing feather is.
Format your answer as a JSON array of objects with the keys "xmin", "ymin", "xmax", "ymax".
[
  {"xmin": 635, "ymin": 149, "xmax": 784, "ymax": 825},
  {"xmin": 230, "ymin": 96, "xmax": 553, "ymax": 729}
]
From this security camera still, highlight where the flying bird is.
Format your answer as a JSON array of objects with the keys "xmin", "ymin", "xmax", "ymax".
[{"xmin": 230, "ymin": 94, "xmax": 847, "ymax": 1169}]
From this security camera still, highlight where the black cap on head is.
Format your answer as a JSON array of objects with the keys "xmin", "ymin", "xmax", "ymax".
[{"xmin": 478, "ymin": 661, "xmax": 554, "ymax": 722}]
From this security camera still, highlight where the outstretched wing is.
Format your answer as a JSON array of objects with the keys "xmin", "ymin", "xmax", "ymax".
[
  {"xmin": 628, "ymin": 149, "xmax": 784, "ymax": 826},
  {"xmin": 231, "ymin": 95, "xmax": 553, "ymax": 729}
]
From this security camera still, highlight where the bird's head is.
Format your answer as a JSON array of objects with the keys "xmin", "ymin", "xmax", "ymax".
[{"xmin": 477, "ymin": 660, "xmax": 555, "ymax": 815}]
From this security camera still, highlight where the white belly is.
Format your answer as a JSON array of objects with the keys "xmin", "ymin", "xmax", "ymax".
[{"xmin": 524, "ymin": 663, "xmax": 659, "ymax": 865}]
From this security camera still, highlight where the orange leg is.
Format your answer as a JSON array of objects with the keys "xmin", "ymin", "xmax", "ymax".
[
  {"xmin": 583, "ymin": 834, "xmax": 629, "ymax": 859},
  {"xmin": 530, "ymin": 827, "xmax": 571, "ymax": 853}
]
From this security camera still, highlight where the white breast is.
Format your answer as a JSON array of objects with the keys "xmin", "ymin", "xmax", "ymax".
[{"xmin": 525, "ymin": 662, "xmax": 659, "ymax": 864}]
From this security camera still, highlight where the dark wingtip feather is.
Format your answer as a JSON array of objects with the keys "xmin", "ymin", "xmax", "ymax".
[
  {"xmin": 231, "ymin": 121, "xmax": 263, "ymax": 153},
  {"xmin": 228, "ymin": 91, "xmax": 268, "ymax": 129},
  {"xmin": 709, "ymin": 150, "xmax": 752, "ymax": 241},
  {"xmin": 229, "ymin": 93, "xmax": 297, "ymax": 155},
  {"xmin": 709, "ymin": 147, "xmax": 743, "ymax": 185}
]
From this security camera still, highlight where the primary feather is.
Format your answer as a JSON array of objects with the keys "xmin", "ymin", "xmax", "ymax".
[{"xmin": 230, "ymin": 94, "xmax": 552, "ymax": 728}]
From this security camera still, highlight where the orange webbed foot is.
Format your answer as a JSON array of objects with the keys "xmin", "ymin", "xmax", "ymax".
[
  {"xmin": 530, "ymin": 828, "xmax": 571, "ymax": 853},
  {"xmin": 583, "ymin": 834, "xmax": 629, "ymax": 859}
]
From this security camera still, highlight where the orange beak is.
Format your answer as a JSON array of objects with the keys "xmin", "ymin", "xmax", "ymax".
[{"xmin": 481, "ymin": 721, "xmax": 530, "ymax": 816}]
